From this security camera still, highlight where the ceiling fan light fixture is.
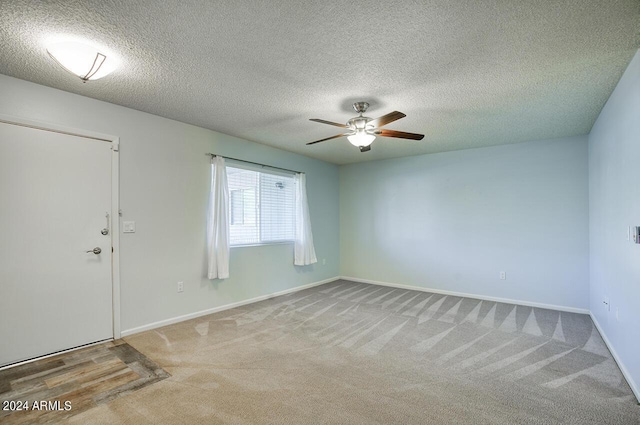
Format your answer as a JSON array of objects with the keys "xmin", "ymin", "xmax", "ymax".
[
  {"xmin": 47, "ymin": 41, "xmax": 117, "ymax": 82},
  {"xmin": 347, "ymin": 130, "xmax": 375, "ymax": 147}
]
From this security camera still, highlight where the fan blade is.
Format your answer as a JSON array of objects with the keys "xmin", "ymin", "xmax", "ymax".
[
  {"xmin": 310, "ymin": 118, "xmax": 348, "ymax": 128},
  {"xmin": 359, "ymin": 145, "xmax": 372, "ymax": 153},
  {"xmin": 376, "ymin": 129, "xmax": 424, "ymax": 140},
  {"xmin": 306, "ymin": 133, "xmax": 349, "ymax": 145},
  {"xmin": 368, "ymin": 111, "xmax": 406, "ymax": 128}
]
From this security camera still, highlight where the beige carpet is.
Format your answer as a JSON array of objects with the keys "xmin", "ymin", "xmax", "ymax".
[{"xmin": 64, "ymin": 280, "xmax": 639, "ymax": 424}]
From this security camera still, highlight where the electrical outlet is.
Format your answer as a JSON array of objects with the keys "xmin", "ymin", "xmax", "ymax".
[
  {"xmin": 499, "ymin": 271, "xmax": 506, "ymax": 280},
  {"xmin": 322, "ymin": 258, "xmax": 326, "ymax": 265},
  {"xmin": 177, "ymin": 281, "xmax": 184, "ymax": 293}
]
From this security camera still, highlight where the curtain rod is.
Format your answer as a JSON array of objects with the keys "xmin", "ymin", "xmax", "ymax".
[{"xmin": 206, "ymin": 153, "xmax": 302, "ymax": 174}]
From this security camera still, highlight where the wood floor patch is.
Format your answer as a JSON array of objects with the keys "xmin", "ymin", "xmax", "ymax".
[{"xmin": 0, "ymin": 340, "xmax": 169, "ymax": 424}]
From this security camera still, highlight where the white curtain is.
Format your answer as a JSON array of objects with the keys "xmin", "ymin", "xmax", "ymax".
[
  {"xmin": 294, "ymin": 173, "xmax": 317, "ymax": 266},
  {"xmin": 207, "ymin": 156, "xmax": 230, "ymax": 279}
]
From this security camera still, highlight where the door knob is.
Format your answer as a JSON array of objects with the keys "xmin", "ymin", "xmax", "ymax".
[{"xmin": 86, "ymin": 247, "xmax": 102, "ymax": 255}]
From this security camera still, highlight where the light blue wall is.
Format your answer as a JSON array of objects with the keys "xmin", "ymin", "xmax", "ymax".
[
  {"xmin": 588, "ymin": 49, "xmax": 640, "ymax": 397},
  {"xmin": 340, "ymin": 136, "xmax": 590, "ymax": 310},
  {"xmin": 0, "ymin": 74, "xmax": 340, "ymax": 332}
]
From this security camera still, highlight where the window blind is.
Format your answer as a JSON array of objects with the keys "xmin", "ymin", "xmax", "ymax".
[{"xmin": 226, "ymin": 166, "xmax": 295, "ymax": 245}]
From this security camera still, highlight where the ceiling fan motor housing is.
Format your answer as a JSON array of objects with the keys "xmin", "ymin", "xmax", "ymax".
[{"xmin": 347, "ymin": 116, "xmax": 373, "ymax": 132}]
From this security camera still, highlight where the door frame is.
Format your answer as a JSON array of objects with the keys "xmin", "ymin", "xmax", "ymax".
[{"xmin": 0, "ymin": 113, "xmax": 122, "ymax": 339}]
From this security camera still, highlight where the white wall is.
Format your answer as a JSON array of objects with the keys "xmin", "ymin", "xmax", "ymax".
[
  {"xmin": 0, "ymin": 75, "xmax": 340, "ymax": 334},
  {"xmin": 589, "ymin": 49, "xmax": 640, "ymax": 397},
  {"xmin": 340, "ymin": 136, "xmax": 590, "ymax": 310}
]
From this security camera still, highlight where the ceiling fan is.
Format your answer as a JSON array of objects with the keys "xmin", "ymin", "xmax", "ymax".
[{"xmin": 306, "ymin": 102, "xmax": 424, "ymax": 152}]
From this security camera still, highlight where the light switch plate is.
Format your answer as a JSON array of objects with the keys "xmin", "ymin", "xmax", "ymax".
[{"xmin": 123, "ymin": 221, "xmax": 136, "ymax": 233}]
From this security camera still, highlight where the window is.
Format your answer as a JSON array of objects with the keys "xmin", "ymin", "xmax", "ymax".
[
  {"xmin": 226, "ymin": 165, "xmax": 295, "ymax": 246},
  {"xmin": 230, "ymin": 189, "xmax": 253, "ymax": 225}
]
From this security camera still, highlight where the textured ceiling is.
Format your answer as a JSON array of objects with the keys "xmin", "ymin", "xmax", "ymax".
[{"xmin": 1, "ymin": 1, "xmax": 638, "ymax": 165}]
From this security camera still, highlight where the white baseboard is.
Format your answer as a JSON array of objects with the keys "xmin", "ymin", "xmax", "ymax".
[
  {"xmin": 339, "ymin": 276, "xmax": 590, "ymax": 314},
  {"xmin": 121, "ymin": 276, "xmax": 340, "ymax": 337},
  {"xmin": 590, "ymin": 313, "xmax": 640, "ymax": 403}
]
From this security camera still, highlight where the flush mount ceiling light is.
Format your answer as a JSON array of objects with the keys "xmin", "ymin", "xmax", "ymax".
[{"xmin": 47, "ymin": 41, "xmax": 117, "ymax": 82}]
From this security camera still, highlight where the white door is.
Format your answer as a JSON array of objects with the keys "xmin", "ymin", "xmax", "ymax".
[{"xmin": 0, "ymin": 121, "xmax": 113, "ymax": 367}]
